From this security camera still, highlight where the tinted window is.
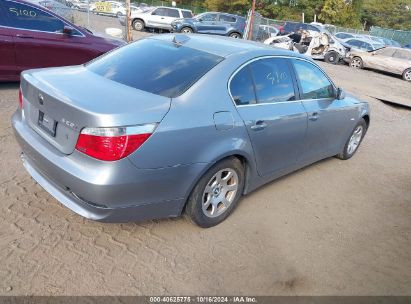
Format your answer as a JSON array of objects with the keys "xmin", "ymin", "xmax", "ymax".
[
  {"xmin": 230, "ymin": 66, "xmax": 256, "ymax": 106},
  {"xmin": 219, "ymin": 14, "xmax": 236, "ymax": 23},
  {"xmin": 199, "ymin": 13, "xmax": 217, "ymax": 21},
  {"xmin": 292, "ymin": 60, "xmax": 335, "ymax": 100},
  {"xmin": 336, "ymin": 33, "xmax": 352, "ymax": 39},
  {"xmin": 87, "ymin": 39, "xmax": 224, "ymax": 98},
  {"xmin": 182, "ymin": 10, "xmax": 192, "ymax": 18},
  {"xmin": 249, "ymin": 58, "xmax": 296, "ymax": 104},
  {"xmin": 307, "ymin": 25, "xmax": 320, "ymax": 32},
  {"xmin": 152, "ymin": 8, "xmax": 166, "ymax": 16},
  {"xmin": 165, "ymin": 8, "xmax": 179, "ymax": 18},
  {"xmin": 346, "ymin": 39, "xmax": 361, "ymax": 47},
  {"xmin": 2, "ymin": 0, "xmax": 65, "ymax": 32}
]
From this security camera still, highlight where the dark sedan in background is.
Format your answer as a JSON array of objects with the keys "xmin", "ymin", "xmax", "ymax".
[
  {"xmin": 0, "ymin": 0, "xmax": 125, "ymax": 81},
  {"xmin": 171, "ymin": 12, "xmax": 246, "ymax": 38}
]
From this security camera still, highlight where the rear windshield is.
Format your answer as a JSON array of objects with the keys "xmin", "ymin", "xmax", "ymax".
[{"xmin": 86, "ymin": 39, "xmax": 224, "ymax": 98}]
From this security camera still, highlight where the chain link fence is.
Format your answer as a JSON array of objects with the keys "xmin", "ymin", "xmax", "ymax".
[{"xmin": 370, "ymin": 26, "xmax": 411, "ymax": 45}]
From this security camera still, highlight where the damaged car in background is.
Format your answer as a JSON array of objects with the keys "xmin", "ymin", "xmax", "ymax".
[
  {"xmin": 347, "ymin": 47, "xmax": 411, "ymax": 81},
  {"xmin": 264, "ymin": 29, "xmax": 348, "ymax": 64}
]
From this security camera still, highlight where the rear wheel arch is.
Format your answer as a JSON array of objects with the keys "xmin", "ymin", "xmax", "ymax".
[
  {"xmin": 228, "ymin": 31, "xmax": 242, "ymax": 38},
  {"xmin": 181, "ymin": 153, "xmax": 252, "ymax": 215}
]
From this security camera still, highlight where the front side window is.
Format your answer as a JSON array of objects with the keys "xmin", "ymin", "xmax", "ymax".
[
  {"xmin": 152, "ymin": 8, "xmax": 166, "ymax": 16},
  {"xmin": 249, "ymin": 58, "xmax": 296, "ymax": 104},
  {"xmin": 87, "ymin": 39, "xmax": 224, "ymax": 98},
  {"xmin": 292, "ymin": 59, "xmax": 335, "ymax": 100},
  {"xmin": 2, "ymin": 0, "xmax": 65, "ymax": 32},
  {"xmin": 198, "ymin": 13, "xmax": 217, "ymax": 21},
  {"xmin": 230, "ymin": 66, "xmax": 256, "ymax": 106}
]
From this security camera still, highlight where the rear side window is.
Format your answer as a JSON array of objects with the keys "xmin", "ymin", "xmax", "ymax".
[
  {"xmin": 249, "ymin": 58, "xmax": 296, "ymax": 104},
  {"xmin": 219, "ymin": 15, "xmax": 236, "ymax": 23},
  {"xmin": 292, "ymin": 59, "xmax": 335, "ymax": 100},
  {"xmin": 2, "ymin": 0, "xmax": 64, "ymax": 32},
  {"xmin": 230, "ymin": 66, "xmax": 256, "ymax": 106},
  {"xmin": 165, "ymin": 8, "xmax": 179, "ymax": 18},
  {"xmin": 182, "ymin": 10, "xmax": 192, "ymax": 18},
  {"xmin": 87, "ymin": 39, "xmax": 224, "ymax": 98}
]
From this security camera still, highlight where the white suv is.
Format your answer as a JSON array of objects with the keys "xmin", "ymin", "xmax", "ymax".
[{"xmin": 119, "ymin": 6, "xmax": 193, "ymax": 31}]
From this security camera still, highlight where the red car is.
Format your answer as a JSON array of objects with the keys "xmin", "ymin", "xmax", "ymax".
[{"xmin": 0, "ymin": 0, "xmax": 126, "ymax": 81}]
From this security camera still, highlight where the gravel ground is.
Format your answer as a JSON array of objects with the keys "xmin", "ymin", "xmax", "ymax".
[{"xmin": 0, "ymin": 14, "xmax": 410, "ymax": 296}]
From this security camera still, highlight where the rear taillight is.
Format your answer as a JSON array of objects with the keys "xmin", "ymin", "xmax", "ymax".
[
  {"xmin": 18, "ymin": 87, "xmax": 23, "ymax": 109},
  {"xmin": 75, "ymin": 124, "xmax": 157, "ymax": 161}
]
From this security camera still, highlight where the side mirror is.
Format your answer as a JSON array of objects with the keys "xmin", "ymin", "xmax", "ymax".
[
  {"xmin": 198, "ymin": 18, "xmax": 203, "ymax": 22},
  {"xmin": 63, "ymin": 25, "xmax": 74, "ymax": 35},
  {"xmin": 336, "ymin": 88, "xmax": 346, "ymax": 100}
]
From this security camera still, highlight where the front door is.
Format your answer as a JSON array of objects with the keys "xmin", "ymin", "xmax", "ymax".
[
  {"xmin": 230, "ymin": 57, "xmax": 308, "ymax": 177},
  {"xmin": 2, "ymin": 0, "xmax": 93, "ymax": 73},
  {"xmin": 196, "ymin": 13, "xmax": 219, "ymax": 34},
  {"xmin": 291, "ymin": 59, "xmax": 358, "ymax": 162}
]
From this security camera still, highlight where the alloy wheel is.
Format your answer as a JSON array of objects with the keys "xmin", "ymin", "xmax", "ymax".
[
  {"xmin": 350, "ymin": 58, "xmax": 362, "ymax": 68},
  {"xmin": 347, "ymin": 125, "xmax": 363, "ymax": 155},
  {"xmin": 202, "ymin": 168, "xmax": 239, "ymax": 218}
]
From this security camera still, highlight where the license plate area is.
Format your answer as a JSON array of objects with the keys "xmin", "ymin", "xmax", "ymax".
[{"xmin": 38, "ymin": 111, "xmax": 57, "ymax": 137}]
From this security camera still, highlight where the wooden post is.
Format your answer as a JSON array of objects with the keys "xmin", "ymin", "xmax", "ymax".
[
  {"xmin": 126, "ymin": 0, "xmax": 132, "ymax": 42},
  {"xmin": 248, "ymin": 0, "xmax": 256, "ymax": 40}
]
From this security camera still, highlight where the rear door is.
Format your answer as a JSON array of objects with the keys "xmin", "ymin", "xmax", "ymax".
[
  {"xmin": 2, "ymin": 0, "xmax": 94, "ymax": 72},
  {"xmin": 0, "ymin": 5, "xmax": 17, "ymax": 80},
  {"xmin": 163, "ymin": 8, "xmax": 180, "ymax": 29},
  {"xmin": 147, "ymin": 7, "xmax": 167, "ymax": 28},
  {"xmin": 291, "ymin": 59, "xmax": 358, "ymax": 162},
  {"xmin": 231, "ymin": 57, "xmax": 307, "ymax": 177},
  {"xmin": 196, "ymin": 13, "xmax": 218, "ymax": 34},
  {"xmin": 218, "ymin": 14, "xmax": 236, "ymax": 35}
]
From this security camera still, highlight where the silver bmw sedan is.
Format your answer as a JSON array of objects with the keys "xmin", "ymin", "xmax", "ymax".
[{"xmin": 12, "ymin": 34, "xmax": 370, "ymax": 227}]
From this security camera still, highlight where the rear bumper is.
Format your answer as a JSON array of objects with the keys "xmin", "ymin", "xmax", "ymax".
[{"xmin": 12, "ymin": 110, "xmax": 207, "ymax": 222}]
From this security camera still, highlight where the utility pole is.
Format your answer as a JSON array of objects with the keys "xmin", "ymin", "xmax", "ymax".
[
  {"xmin": 126, "ymin": 0, "xmax": 132, "ymax": 42},
  {"xmin": 247, "ymin": 0, "xmax": 256, "ymax": 40}
]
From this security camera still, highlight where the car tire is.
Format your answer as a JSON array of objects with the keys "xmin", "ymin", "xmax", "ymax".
[
  {"xmin": 185, "ymin": 157, "xmax": 245, "ymax": 228},
  {"xmin": 336, "ymin": 118, "xmax": 367, "ymax": 160},
  {"xmin": 402, "ymin": 68, "xmax": 411, "ymax": 81},
  {"xmin": 180, "ymin": 27, "xmax": 193, "ymax": 34},
  {"xmin": 116, "ymin": 12, "xmax": 122, "ymax": 18},
  {"xmin": 229, "ymin": 32, "xmax": 242, "ymax": 39},
  {"xmin": 132, "ymin": 19, "xmax": 145, "ymax": 31},
  {"xmin": 324, "ymin": 51, "xmax": 339, "ymax": 64},
  {"xmin": 350, "ymin": 56, "xmax": 363, "ymax": 69}
]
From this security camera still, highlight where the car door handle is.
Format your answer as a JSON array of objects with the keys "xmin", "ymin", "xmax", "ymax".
[
  {"xmin": 309, "ymin": 112, "xmax": 319, "ymax": 121},
  {"xmin": 250, "ymin": 120, "xmax": 267, "ymax": 131}
]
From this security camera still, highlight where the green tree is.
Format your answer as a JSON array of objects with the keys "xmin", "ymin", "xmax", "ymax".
[{"xmin": 362, "ymin": 0, "xmax": 411, "ymax": 30}]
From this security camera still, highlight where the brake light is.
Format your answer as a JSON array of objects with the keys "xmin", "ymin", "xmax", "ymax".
[
  {"xmin": 75, "ymin": 124, "xmax": 157, "ymax": 161},
  {"xmin": 18, "ymin": 87, "xmax": 23, "ymax": 109}
]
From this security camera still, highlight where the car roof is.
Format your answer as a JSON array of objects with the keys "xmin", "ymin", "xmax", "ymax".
[{"xmin": 151, "ymin": 34, "xmax": 309, "ymax": 59}]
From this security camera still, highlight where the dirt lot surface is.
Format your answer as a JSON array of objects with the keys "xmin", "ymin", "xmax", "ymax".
[{"xmin": 0, "ymin": 14, "xmax": 410, "ymax": 296}]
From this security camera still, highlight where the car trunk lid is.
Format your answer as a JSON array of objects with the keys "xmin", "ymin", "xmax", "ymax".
[{"xmin": 20, "ymin": 66, "xmax": 171, "ymax": 155}]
